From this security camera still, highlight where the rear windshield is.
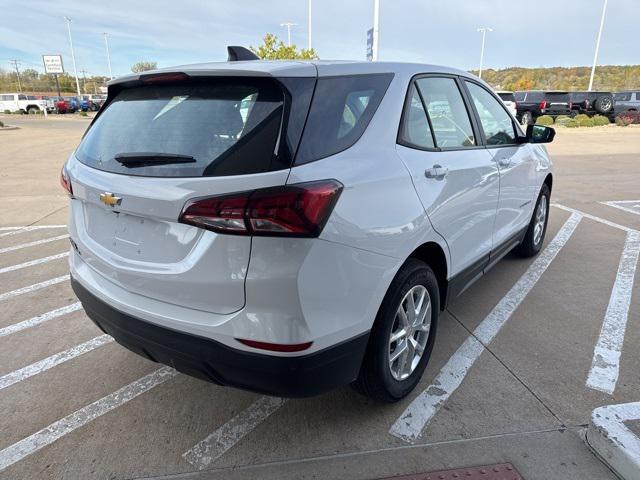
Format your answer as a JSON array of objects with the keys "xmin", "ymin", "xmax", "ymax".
[
  {"xmin": 514, "ymin": 92, "xmax": 525, "ymax": 102},
  {"xmin": 545, "ymin": 92, "xmax": 569, "ymax": 102},
  {"xmin": 497, "ymin": 92, "xmax": 515, "ymax": 102},
  {"xmin": 295, "ymin": 73, "xmax": 393, "ymax": 164},
  {"xmin": 76, "ymin": 78, "xmax": 285, "ymax": 177}
]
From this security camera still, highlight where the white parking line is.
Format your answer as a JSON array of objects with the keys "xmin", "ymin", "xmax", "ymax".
[
  {"xmin": 0, "ymin": 303, "xmax": 82, "ymax": 338},
  {"xmin": 0, "ymin": 367, "xmax": 177, "ymax": 473},
  {"xmin": 183, "ymin": 396, "xmax": 286, "ymax": 470},
  {"xmin": 0, "ymin": 234, "xmax": 69, "ymax": 255},
  {"xmin": 553, "ymin": 203, "xmax": 636, "ymax": 233},
  {"xmin": 0, "ymin": 252, "xmax": 69, "ymax": 275},
  {"xmin": 389, "ymin": 213, "xmax": 582, "ymax": 443},
  {"xmin": 0, "ymin": 225, "xmax": 66, "ymax": 238},
  {"xmin": 0, "ymin": 275, "xmax": 70, "ymax": 302},
  {"xmin": 602, "ymin": 200, "xmax": 640, "ymax": 217},
  {"xmin": 586, "ymin": 230, "xmax": 640, "ymax": 395},
  {"xmin": 0, "ymin": 335, "xmax": 113, "ymax": 390}
]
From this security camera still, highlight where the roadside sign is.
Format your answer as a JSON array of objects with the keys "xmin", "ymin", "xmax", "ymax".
[
  {"xmin": 43, "ymin": 55, "xmax": 64, "ymax": 74},
  {"xmin": 366, "ymin": 28, "xmax": 374, "ymax": 61}
]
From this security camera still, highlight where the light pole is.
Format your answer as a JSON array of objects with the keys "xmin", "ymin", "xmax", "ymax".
[
  {"xmin": 103, "ymin": 32, "xmax": 113, "ymax": 79},
  {"xmin": 308, "ymin": 0, "xmax": 312, "ymax": 50},
  {"xmin": 589, "ymin": 0, "xmax": 608, "ymax": 91},
  {"xmin": 64, "ymin": 16, "xmax": 82, "ymax": 97},
  {"xmin": 372, "ymin": 0, "xmax": 380, "ymax": 61},
  {"xmin": 476, "ymin": 27, "xmax": 493, "ymax": 79},
  {"xmin": 280, "ymin": 22, "xmax": 297, "ymax": 47}
]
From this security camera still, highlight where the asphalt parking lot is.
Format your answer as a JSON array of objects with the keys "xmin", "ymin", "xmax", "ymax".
[{"xmin": 1, "ymin": 114, "xmax": 639, "ymax": 480}]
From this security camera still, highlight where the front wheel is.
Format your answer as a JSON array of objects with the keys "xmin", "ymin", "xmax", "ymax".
[
  {"xmin": 27, "ymin": 107, "xmax": 39, "ymax": 115},
  {"xmin": 514, "ymin": 184, "xmax": 550, "ymax": 258},
  {"xmin": 352, "ymin": 259, "xmax": 439, "ymax": 402}
]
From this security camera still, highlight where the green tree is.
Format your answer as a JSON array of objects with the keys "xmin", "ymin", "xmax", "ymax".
[
  {"xmin": 250, "ymin": 34, "xmax": 318, "ymax": 60},
  {"xmin": 131, "ymin": 61, "xmax": 158, "ymax": 73}
]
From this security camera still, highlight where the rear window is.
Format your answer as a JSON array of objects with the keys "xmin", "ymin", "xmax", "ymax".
[
  {"xmin": 569, "ymin": 92, "xmax": 587, "ymax": 102},
  {"xmin": 546, "ymin": 92, "xmax": 569, "ymax": 102},
  {"xmin": 497, "ymin": 92, "xmax": 515, "ymax": 102},
  {"xmin": 76, "ymin": 78, "xmax": 284, "ymax": 177},
  {"xmin": 615, "ymin": 92, "xmax": 631, "ymax": 101},
  {"xmin": 514, "ymin": 92, "xmax": 525, "ymax": 102},
  {"xmin": 526, "ymin": 92, "xmax": 544, "ymax": 102},
  {"xmin": 295, "ymin": 74, "xmax": 393, "ymax": 164}
]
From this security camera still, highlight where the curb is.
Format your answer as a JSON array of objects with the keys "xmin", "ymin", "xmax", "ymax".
[{"xmin": 586, "ymin": 402, "xmax": 640, "ymax": 480}]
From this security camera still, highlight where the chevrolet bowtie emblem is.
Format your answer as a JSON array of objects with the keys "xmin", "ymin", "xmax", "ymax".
[{"xmin": 100, "ymin": 192, "xmax": 122, "ymax": 207}]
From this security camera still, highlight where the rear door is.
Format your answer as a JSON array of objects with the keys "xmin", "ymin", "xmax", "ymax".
[
  {"xmin": 463, "ymin": 80, "xmax": 537, "ymax": 256},
  {"xmin": 68, "ymin": 74, "xmax": 314, "ymax": 314},
  {"xmin": 396, "ymin": 75, "xmax": 499, "ymax": 284}
]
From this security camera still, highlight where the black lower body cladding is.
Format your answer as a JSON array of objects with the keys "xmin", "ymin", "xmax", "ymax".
[{"xmin": 71, "ymin": 277, "xmax": 369, "ymax": 397}]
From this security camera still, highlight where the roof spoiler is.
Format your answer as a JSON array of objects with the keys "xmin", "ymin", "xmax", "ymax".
[{"xmin": 227, "ymin": 46, "xmax": 259, "ymax": 62}]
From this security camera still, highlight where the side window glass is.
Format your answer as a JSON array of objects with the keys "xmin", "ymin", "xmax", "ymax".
[
  {"xmin": 465, "ymin": 82, "xmax": 516, "ymax": 146},
  {"xmin": 415, "ymin": 77, "xmax": 475, "ymax": 148},
  {"xmin": 398, "ymin": 84, "xmax": 435, "ymax": 149}
]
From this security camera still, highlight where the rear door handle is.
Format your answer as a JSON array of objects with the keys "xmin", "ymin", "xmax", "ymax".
[{"xmin": 425, "ymin": 164, "xmax": 449, "ymax": 180}]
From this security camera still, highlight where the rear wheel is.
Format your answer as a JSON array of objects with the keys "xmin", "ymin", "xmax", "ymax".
[
  {"xmin": 27, "ymin": 106, "xmax": 39, "ymax": 115},
  {"xmin": 353, "ymin": 259, "xmax": 439, "ymax": 402},
  {"xmin": 514, "ymin": 184, "xmax": 550, "ymax": 258},
  {"xmin": 521, "ymin": 111, "xmax": 533, "ymax": 126}
]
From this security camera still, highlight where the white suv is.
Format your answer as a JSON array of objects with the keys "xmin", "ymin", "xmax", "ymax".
[{"xmin": 63, "ymin": 53, "xmax": 554, "ymax": 402}]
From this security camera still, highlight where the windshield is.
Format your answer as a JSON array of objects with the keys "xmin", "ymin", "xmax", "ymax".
[{"xmin": 76, "ymin": 79, "xmax": 285, "ymax": 177}]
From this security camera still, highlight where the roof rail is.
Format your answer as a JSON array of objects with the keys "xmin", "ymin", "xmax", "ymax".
[{"xmin": 227, "ymin": 46, "xmax": 259, "ymax": 62}]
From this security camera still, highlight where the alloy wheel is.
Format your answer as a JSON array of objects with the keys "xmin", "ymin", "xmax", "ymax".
[{"xmin": 388, "ymin": 285, "xmax": 432, "ymax": 381}]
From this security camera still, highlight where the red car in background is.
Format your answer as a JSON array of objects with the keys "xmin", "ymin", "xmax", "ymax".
[{"xmin": 52, "ymin": 97, "xmax": 77, "ymax": 114}]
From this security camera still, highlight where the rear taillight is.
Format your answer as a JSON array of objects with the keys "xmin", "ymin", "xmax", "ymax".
[
  {"xmin": 539, "ymin": 100, "xmax": 548, "ymax": 110},
  {"xmin": 179, "ymin": 180, "xmax": 343, "ymax": 237},
  {"xmin": 140, "ymin": 72, "xmax": 189, "ymax": 84},
  {"xmin": 60, "ymin": 165, "xmax": 73, "ymax": 196}
]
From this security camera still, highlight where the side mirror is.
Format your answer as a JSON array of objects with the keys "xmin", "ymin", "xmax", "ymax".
[{"xmin": 526, "ymin": 124, "xmax": 555, "ymax": 144}]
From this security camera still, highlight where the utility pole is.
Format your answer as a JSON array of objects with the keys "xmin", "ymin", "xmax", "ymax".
[
  {"xmin": 372, "ymin": 0, "xmax": 380, "ymax": 61},
  {"xmin": 589, "ymin": 0, "xmax": 608, "ymax": 91},
  {"xmin": 477, "ymin": 27, "xmax": 493, "ymax": 79},
  {"xmin": 280, "ymin": 22, "xmax": 297, "ymax": 46},
  {"xmin": 64, "ymin": 16, "xmax": 82, "ymax": 97},
  {"xmin": 80, "ymin": 69, "xmax": 88, "ymax": 93},
  {"xmin": 10, "ymin": 59, "xmax": 22, "ymax": 92},
  {"xmin": 308, "ymin": 0, "xmax": 312, "ymax": 50},
  {"xmin": 103, "ymin": 32, "xmax": 113, "ymax": 79}
]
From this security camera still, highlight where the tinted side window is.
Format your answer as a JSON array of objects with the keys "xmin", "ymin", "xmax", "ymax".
[
  {"xmin": 295, "ymin": 73, "xmax": 393, "ymax": 164},
  {"xmin": 398, "ymin": 85, "xmax": 435, "ymax": 149},
  {"xmin": 466, "ymin": 82, "xmax": 516, "ymax": 146},
  {"xmin": 514, "ymin": 92, "xmax": 525, "ymax": 102},
  {"xmin": 415, "ymin": 77, "xmax": 475, "ymax": 149}
]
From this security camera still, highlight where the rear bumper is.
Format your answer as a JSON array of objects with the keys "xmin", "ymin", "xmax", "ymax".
[{"xmin": 71, "ymin": 277, "xmax": 369, "ymax": 397}]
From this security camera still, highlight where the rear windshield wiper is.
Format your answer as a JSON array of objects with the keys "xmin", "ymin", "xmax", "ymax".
[{"xmin": 114, "ymin": 152, "xmax": 196, "ymax": 167}]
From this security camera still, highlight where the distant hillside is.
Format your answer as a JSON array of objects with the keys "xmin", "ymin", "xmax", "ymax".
[{"xmin": 470, "ymin": 65, "xmax": 640, "ymax": 92}]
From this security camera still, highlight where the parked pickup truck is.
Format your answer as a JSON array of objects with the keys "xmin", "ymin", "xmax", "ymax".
[
  {"xmin": 514, "ymin": 91, "xmax": 572, "ymax": 125},
  {"xmin": 0, "ymin": 93, "xmax": 54, "ymax": 114}
]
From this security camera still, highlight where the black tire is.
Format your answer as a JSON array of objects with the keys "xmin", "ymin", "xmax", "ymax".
[
  {"xmin": 352, "ymin": 259, "xmax": 439, "ymax": 403},
  {"xmin": 27, "ymin": 106, "xmax": 39, "ymax": 115},
  {"xmin": 514, "ymin": 184, "xmax": 550, "ymax": 258},
  {"xmin": 594, "ymin": 95, "xmax": 613, "ymax": 114},
  {"xmin": 521, "ymin": 111, "xmax": 533, "ymax": 126}
]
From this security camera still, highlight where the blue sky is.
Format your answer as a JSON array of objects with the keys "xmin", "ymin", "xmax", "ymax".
[{"xmin": 3, "ymin": 0, "xmax": 638, "ymax": 77}]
